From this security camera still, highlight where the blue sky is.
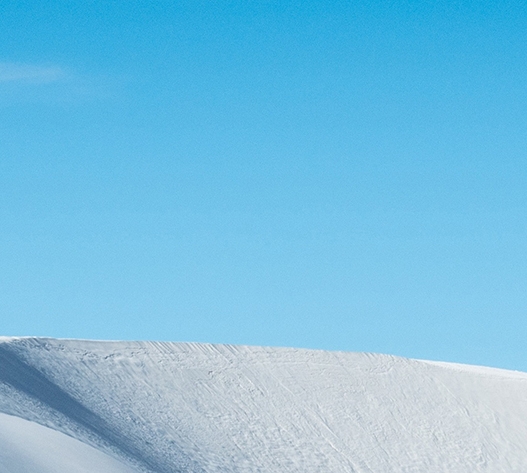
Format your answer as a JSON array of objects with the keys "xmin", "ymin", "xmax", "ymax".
[{"xmin": 1, "ymin": 0, "xmax": 526, "ymax": 371}]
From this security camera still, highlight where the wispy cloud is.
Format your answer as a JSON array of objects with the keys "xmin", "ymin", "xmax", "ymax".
[{"xmin": 0, "ymin": 63, "xmax": 66, "ymax": 84}]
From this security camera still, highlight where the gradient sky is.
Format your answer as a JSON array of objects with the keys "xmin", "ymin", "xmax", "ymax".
[{"xmin": 1, "ymin": 0, "xmax": 526, "ymax": 371}]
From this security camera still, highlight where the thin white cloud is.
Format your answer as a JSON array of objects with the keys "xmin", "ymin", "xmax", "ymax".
[{"xmin": 0, "ymin": 63, "xmax": 66, "ymax": 84}]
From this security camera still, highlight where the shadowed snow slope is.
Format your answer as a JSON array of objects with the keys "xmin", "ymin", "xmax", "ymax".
[
  {"xmin": 0, "ymin": 338, "xmax": 526, "ymax": 472},
  {"xmin": 0, "ymin": 412, "xmax": 138, "ymax": 473}
]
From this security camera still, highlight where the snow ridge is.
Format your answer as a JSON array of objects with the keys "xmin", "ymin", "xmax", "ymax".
[
  {"xmin": 0, "ymin": 344, "xmax": 184, "ymax": 473},
  {"xmin": 1, "ymin": 337, "xmax": 527, "ymax": 472}
]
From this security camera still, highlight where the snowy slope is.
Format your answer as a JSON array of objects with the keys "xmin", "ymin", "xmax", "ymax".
[
  {"xmin": 1, "ymin": 337, "xmax": 526, "ymax": 472},
  {"xmin": 0, "ymin": 412, "xmax": 138, "ymax": 473}
]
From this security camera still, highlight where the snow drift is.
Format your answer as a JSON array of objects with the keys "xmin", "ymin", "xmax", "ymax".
[{"xmin": 0, "ymin": 337, "xmax": 526, "ymax": 472}]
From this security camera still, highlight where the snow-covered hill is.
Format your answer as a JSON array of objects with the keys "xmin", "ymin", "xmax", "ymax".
[
  {"xmin": 0, "ymin": 412, "xmax": 136, "ymax": 473},
  {"xmin": 1, "ymin": 337, "xmax": 526, "ymax": 472}
]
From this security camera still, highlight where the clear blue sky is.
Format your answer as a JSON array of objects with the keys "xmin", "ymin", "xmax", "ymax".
[{"xmin": 1, "ymin": 0, "xmax": 526, "ymax": 371}]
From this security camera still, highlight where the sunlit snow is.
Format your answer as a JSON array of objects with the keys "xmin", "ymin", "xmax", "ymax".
[{"xmin": 1, "ymin": 338, "xmax": 526, "ymax": 472}]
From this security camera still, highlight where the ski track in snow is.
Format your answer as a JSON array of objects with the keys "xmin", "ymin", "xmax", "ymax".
[{"xmin": 1, "ymin": 337, "xmax": 526, "ymax": 472}]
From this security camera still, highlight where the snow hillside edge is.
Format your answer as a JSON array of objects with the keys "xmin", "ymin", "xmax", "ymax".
[{"xmin": 0, "ymin": 337, "xmax": 526, "ymax": 472}]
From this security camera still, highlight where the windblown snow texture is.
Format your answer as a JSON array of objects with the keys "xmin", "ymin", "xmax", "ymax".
[
  {"xmin": 0, "ymin": 344, "xmax": 188, "ymax": 473},
  {"xmin": 0, "ymin": 337, "xmax": 526, "ymax": 472}
]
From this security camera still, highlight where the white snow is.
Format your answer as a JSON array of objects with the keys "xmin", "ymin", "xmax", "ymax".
[
  {"xmin": 1, "ymin": 337, "xmax": 526, "ymax": 472},
  {"xmin": 0, "ymin": 412, "xmax": 139, "ymax": 473}
]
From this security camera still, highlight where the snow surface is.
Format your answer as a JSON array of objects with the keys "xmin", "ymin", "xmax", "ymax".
[
  {"xmin": 0, "ymin": 412, "xmax": 138, "ymax": 473},
  {"xmin": 1, "ymin": 337, "xmax": 527, "ymax": 472}
]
